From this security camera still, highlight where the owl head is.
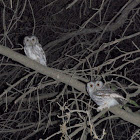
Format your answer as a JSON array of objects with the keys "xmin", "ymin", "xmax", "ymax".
[
  {"xmin": 87, "ymin": 81, "xmax": 103, "ymax": 94},
  {"xmin": 23, "ymin": 36, "xmax": 39, "ymax": 46}
]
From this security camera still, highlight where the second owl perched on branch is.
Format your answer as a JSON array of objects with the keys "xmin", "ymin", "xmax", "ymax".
[
  {"xmin": 23, "ymin": 36, "xmax": 47, "ymax": 66},
  {"xmin": 87, "ymin": 81, "xmax": 127, "ymax": 112}
]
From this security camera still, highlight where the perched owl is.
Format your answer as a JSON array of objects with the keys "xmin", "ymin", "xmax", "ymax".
[
  {"xmin": 87, "ymin": 81, "xmax": 127, "ymax": 111},
  {"xmin": 23, "ymin": 36, "xmax": 46, "ymax": 66}
]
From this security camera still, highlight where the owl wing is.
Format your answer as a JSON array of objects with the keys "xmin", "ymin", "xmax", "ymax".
[
  {"xmin": 96, "ymin": 89, "xmax": 127, "ymax": 105},
  {"xmin": 110, "ymin": 93, "xmax": 127, "ymax": 104},
  {"xmin": 34, "ymin": 44, "xmax": 47, "ymax": 66}
]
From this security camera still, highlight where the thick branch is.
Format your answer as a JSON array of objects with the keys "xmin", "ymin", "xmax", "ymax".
[
  {"xmin": 0, "ymin": 45, "xmax": 86, "ymax": 94},
  {"xmin": 110, "ymin": 106, "xmax": 140, "ymax": 127},
  {"xmin": 0, "ymin": 45, "xmax": 140, "ymax": 127}
]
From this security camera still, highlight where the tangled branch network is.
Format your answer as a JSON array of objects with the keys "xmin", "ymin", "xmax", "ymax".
[{"xmin": 0, "ymin": 0, "xmax": 140, "ymax": 139}]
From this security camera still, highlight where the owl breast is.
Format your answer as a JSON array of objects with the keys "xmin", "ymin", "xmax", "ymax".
[
  {"xmin": 90, "ymin": 93, "xmax": 104, "ymax": 106},
  {"xmin": 26, "ymin": 46, "xmax": 38, "ymax": 60}
]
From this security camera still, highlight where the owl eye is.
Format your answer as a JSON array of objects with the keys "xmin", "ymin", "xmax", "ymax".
[
  {"xmin": 26, "ymin": 38, "xmax": 29, "ymax": 41},
  {"xmin": 32, "ymin": 38, "xmax": 35, "ymax": 41},
  {"xmin": 90, "ymin": 84, "xmax": 93, "ymax": 87},
  {"xmin": 97, "ymin": 83, "xmax": 100, "ymax": 86}
]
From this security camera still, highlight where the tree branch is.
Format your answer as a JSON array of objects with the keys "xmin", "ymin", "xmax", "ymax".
[
  {"xmin": 0, "ymin": 45, "xmax": 86, "ymax": 94},
  {"xmin": 0, "ymin": 45, "xmax": 140, "ymax": 127},
  {"xmin": 44, "ymin": 0, "xmax": 140, "ymax": 51},
  {"xmin": 110, "ymin": 106, "xmax": 140, "ymax": 127}
]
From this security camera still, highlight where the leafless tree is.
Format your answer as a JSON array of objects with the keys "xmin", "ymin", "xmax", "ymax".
[{"xmin": 0, "ymin": 0, "xmax": 140, "ymax": 139}]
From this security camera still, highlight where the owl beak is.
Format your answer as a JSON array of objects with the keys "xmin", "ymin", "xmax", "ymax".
[{"xmin": 30, "ymin": 42, "xmax": 33, "ymax": 47}]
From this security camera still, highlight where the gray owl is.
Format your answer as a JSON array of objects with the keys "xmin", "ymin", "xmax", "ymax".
[
  {"xmin": 87, "ymin": 81, "xmax": 127, "ymax": 111},
  {"xmin": 23, "ymin": 36, "xmax": 46, "ymax": 66}
]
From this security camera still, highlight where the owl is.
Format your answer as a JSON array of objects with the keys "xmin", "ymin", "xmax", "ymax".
[
  {"xmin": 87, "ymin": 81, "xmax": 127, "ymax": 111},
  {"xmin": 23, "ymin": 36, "xmax": 46, "ymax": 66}
]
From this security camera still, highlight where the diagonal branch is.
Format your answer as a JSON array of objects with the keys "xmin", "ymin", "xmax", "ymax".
[
  {"xmin": 0, "ymin": 45, "xmax": 140, "ymax": 127},
  {"xmin": 110, "ymin": 106, "xmax": 140, "ymax": 127},
  {"xmin": 0, "ymin": 45, "xmax": 86, "ymax": 94}
]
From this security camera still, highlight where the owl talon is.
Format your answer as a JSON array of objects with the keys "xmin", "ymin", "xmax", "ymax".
[
  {"xmin": 97, "ymin": 106, "xmax": 103, "ymax": 112},
  {"xmin": 97, "ymin": 104, "xmax": 109, "ymax": 112}
]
